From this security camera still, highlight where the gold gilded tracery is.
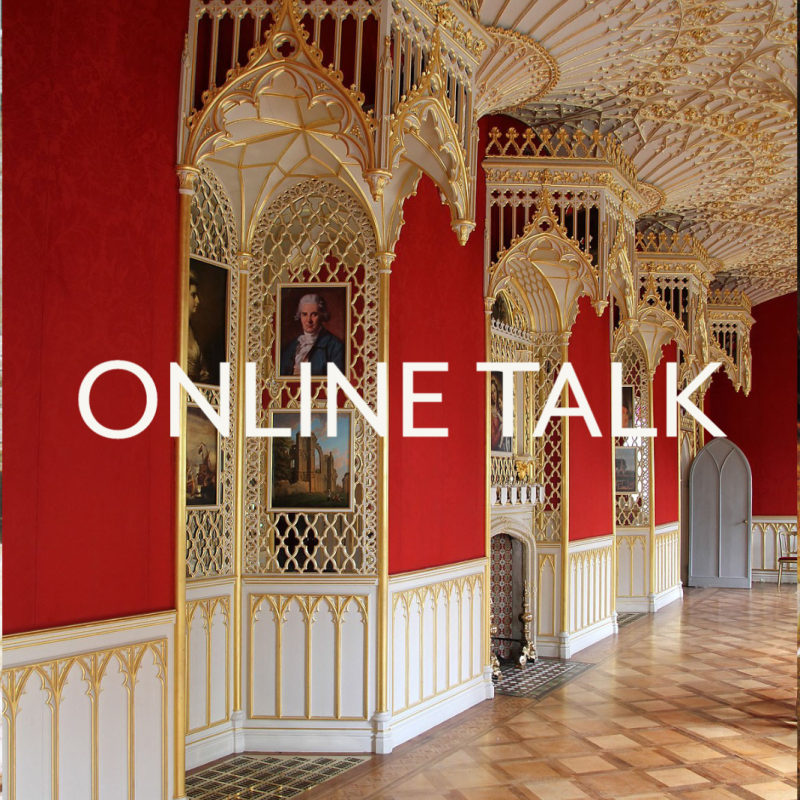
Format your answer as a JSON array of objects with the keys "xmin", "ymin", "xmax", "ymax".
[
  {"xmin": 614, "ymin": 339, "xmax": 652, "ymax": 529},
  {"xmin": 245, "ymin": 180, "xmax": 379, "ymax": 575},
  {"xmin": 187, "ymin": 166, "xmax": 240, "ymax": 579},
  {"xmin": 181, "ymin": 0, "xmax": 493, "ymax": 251}
]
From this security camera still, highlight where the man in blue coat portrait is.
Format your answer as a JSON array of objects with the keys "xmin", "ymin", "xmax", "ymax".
[{"xmin": 280, "ymin": 292, "xmax": 346, "ymax": 377}]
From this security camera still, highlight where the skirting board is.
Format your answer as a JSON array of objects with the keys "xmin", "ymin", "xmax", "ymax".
[
  {"xmin": 387, "ymin": 674, "xmax": 492, "ymax": 750},
  {"xmin": 753, "ymin": 569, "xmax": 797, "ymax": 584},
  {"xmin": 241, "ymin": 724, "xmax": 377, "ymax": 754},
  {"xmin": 187, "ymin": 723, "xmax": 235, "ymax": 770},
  {"xmin": 535, "ymin": 636, "xmax": 561, "ymax": 658},
  {"xmin": 561, "ymin": 616, "xmax": 615, "ymax": 658},
  {"xmin": 652, "ymin": 583, "xmax": 683, "ymax": 611},
  {"xmin": 617, "ymin": 583, "xmax": 683, "ymax": 613},
  {"xmin": 615, "ymin": 596, "xmax": 652, "ymax": 613}
]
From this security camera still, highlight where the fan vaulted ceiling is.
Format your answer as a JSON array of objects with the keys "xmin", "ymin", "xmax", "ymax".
[{"xmin": 478, "ymin": 0, "xmax": 797, "ymax": 304}]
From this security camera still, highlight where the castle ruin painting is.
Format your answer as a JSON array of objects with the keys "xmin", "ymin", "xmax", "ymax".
[{"xmin": 269, "ymin": 410, "xmax": 353, "ymax": 511}]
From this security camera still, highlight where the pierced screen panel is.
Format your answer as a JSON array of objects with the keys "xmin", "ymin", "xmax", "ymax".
[
  {"xmin": 532, "ymin": 335, "xmax": 563, "ymax": 542},
  {"xmin": 614, "ymin": 340, "xmax": 651, "ymax": 528},
  {"xmin": 186, "ymin": 166, "xmax": 239, "ymax": 579},
  {"xmin": 245, "ymin": 181, "xmax": 379, "ymax": 575}
]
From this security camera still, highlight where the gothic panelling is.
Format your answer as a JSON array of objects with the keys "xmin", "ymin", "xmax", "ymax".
[
  {"xmin": 390, "ymin": 564, "xmax": 484, "ymax": 715},
  {"xmin": 568, "ymin": 536, "xmax": 614, "ymax": 635},
  {"xmin": 752, "ymin": 517, "xmax": 798, "ymax": 580},
  {"xmin": 535, "ymin": 543, "xmax": 561, "ymax": 655},
  {"xmin": 653, "ymin": 526, "xmax": 681, "ymax": 596},
  {"xmin": 616, "ymin": 532, "xmax": 649, "ymax": 603},
  {"xmin": 247, "ymin": 583, "xmax": 373, "ymax": 723},
  {"xmin": 186, "ymin": 584, "xmax": 233, "ymax": 739},
  {"xmin": 2, "ymin": 614, "xmax": 175, "ymax": 800}
]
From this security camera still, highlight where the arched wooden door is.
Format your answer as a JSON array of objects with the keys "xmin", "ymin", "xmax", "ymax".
[{"xmin": 688, "ymin": 439, "xmax": 752, "ymax": 588}]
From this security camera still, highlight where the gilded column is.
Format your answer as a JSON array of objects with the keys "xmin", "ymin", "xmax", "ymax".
[
  {"xmin": 174, "ymin": 164, "xmax": 199, "ymax": 800},
  {"xmin": 559, "ymin": 337, "xmax": 570, "ymax": 655},
  {"xmin": 609, "ymin": 314, "xmax": 618, "ymax": 630},
  {"xmin": 231, "ymin": 252, "xmax": 252, "ymax": 751},
  {"xmin": 483, "ymin": 297, "xmax": 494, "ymax": 680},
  {"xmin": 647, "ymin": 371, "xmax": 657, "ymax": 605},
  {"xmin": 374, "ymin": 252, "xmax": 393, "ymax": 752}
]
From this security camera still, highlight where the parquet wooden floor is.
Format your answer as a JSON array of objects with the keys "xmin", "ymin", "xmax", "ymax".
[{"xmin": 304, "ymin": 584, "xmax": 797, "ymax": 800}]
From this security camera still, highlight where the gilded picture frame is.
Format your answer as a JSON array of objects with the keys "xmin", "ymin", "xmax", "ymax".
[
  {"xmin": 276, "ymin": 283, "xmax": 351, "ymax": 381},
  {"xmin": 188, "ymin": 255, "xmax": 230, "ymax": 388},
  {"xmin": 267, "ymin": 409, "xmax": 355, "ymax": 512},
  {"xmin": 614, "ymin": 446, "xmax": 638, "ymax": 494},
  {"xmin": 186, "ymin": 405, "xmax": 220, "ymax": 507}
]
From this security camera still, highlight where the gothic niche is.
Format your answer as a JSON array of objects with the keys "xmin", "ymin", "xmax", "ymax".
[{"xmin": 490, "ymin": 533, "xmax": 536, "ymax": 668}]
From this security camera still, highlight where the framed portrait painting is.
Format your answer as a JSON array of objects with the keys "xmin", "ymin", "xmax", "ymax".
[
  {"xmin": 276, "ymin": 283, "xmax": 350, "ymax": 380},
  {"xmin": 186, "ymin": 405, "xmax": 220, "ymax": 507},
  {"xmin": 614, "ymin": 446, "xmax": 637, "ymax": 494},
  {"xmin": 188, "ymin": 256, "xmax": 229, "ymax": 387},
  {"xmin": 620, "ymin": 385, "xmax": 635, "ymax": 428},
  {"xmin": 268, "ymin": 410, "xmax": 354, "ymax": 512},
  {"xmin": 490, "ymin": 371, "xmax": 513, "ymax": 454}
]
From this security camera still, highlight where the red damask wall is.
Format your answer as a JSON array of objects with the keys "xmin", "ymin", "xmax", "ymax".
[
  {"xmin": 653, "ymin": 342, "xmax": 680, "ymax": 525},
  {"xmin": 388, "ymin": 173, "xmax": 486, "ymax": 573},
  {"xmin": 707, "ymin": 293, "xmax": 797, "ymax": 517},
  {"xmin": 567, "ymin": 297, "xmax": 613, "ymax": 540},
  {"xmin": 3, "ymin": 1, "xmax": 186, "ymax": 633}
]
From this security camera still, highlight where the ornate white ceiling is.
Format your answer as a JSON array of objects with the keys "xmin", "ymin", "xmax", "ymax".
[{"xmin": 478, "ymin": 0, "xmax": 797, "ymax": 303}]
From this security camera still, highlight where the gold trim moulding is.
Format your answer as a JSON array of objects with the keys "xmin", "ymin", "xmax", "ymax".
[
  {"xmin": 187, "ymin": 575, "xmax": 238, "ymax": 590},
  {"xmin": 387, "ymin": 557, "xmax": 488, "ymax": 584},
  {"xmin": 243, "ymin": 575, "xmax": 380, "ymax": 586},
  {"xmin": 4, "ymin": 610, "xmax": 177, "ymax": 652}
]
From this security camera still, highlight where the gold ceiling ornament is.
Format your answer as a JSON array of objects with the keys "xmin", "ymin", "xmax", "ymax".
[
  {"xmin": 475, "ymin": 27, "xmax": 559, "ymax": 116},
  {"xmin": 483, "ymin": 123, "xmax": 646, "ymax": 331},
  {"xmin": 413, "ymin": 0, "xmax": 488, "ymax": 56},
  {"xmin": 178, "ymin": 0, "xmax": 495, "ymax": 253},
  {"xmin": 707, "ymin": 288, "xmax": 754, "ymax": 395},
  {"xmin": 633, "ymin": 225, "xmax": 715, "ymax": 376},
  {"xmin": 615, "ymin": 272, "xmax": 690, "ymax": 378},
  {"xmin": 184, "ymin": 0, "xmax": 377, "ymax": 174},
  {"xmin": 637, "ymin": 182, "xmax": 666, "ymax": 215},
  {"xmin": 484, "ymin": 125, "xmax": 638, "ymax": 189},
  {"xmin": 487, "ymin": 0, "xmax": 797, "ymax": 303},
  {"xmin": 487, "ymin": 187, "xmax": 602, "ymax": 334},
  {"xmin": 387, "ymin": 27, "xmax": 476, "ymax": 245}
]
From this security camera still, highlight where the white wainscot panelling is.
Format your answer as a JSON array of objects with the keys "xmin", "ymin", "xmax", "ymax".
[
  {"xmin": 388, "ymin": 560, "xmax": 490, "ymax": 749},
  {"xmin": 2, "ymin": 612, "xmax": 175, "ymax": 800},
  {"xmin": 752, "ymin": 517, "xmax": 798, "ymax": 582},
  {"xmin": 652, "ymin": 524, "xmax": 683, "ymax": 609},
  {"xmin": 563, "ymin": 536, "xmax": 614, "ymax": 657},
  {"xmin": 244, "ymin": 580, "xmax": 375, "ymax": 753},
  {"xmin": 535, "ymin": 544, "xmax": 561, "ymax": 657},
  {"xmin": 186, "ymin": 579, "xmax": 234, "ymax": 770},
  {"xmin": 616, "ymin": 531, "xmax": 649, "ymax": 611}
]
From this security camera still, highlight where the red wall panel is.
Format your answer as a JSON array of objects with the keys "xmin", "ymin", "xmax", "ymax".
[
  {"xmin": 3, "ymin": 1, "xmax": 186, "ymax": 633},
  {"xmin": 653, "ymin": 342, "xmax": 679, "ymax": 525},
  {"xmin": 388, "ymin": 173, "xmax": 486, "ymax": 573},
  {"xmin": 707, "ymin": 293, "xmax": 797, "ymax": 516},
  {"xmin": 567, "ymin": 297, "xmax": 613, "ymax": 539}
]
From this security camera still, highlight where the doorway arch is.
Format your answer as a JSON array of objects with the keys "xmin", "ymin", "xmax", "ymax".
[{"xmin": 688, "ymin": 439, "xmax": 752, "ymax": 588}]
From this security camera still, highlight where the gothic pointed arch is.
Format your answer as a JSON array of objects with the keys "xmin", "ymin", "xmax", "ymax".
[{"xmin": 487, "ymin": 189, "xmax": 601, "ymax": 334}]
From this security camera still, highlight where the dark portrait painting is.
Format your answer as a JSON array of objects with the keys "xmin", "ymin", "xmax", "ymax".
[
  {"xmin": 615, "ymin": 447, "xmax": 637, "ymax": 494},
  {"xmin": 188, "ymin": 257, "xmax": 229, "ymax": 387},
  {"xmin": 277, "ymin": 283, "xmax": 350, "ymax": 380},
  {"xmin": 490, "ymin": 371, "xmax": 513, "ymax": 454},
  {"xmin": 621, "ymin": 385, "xmax": 635, "ymax": 428},
  {"xmin": 269, "ymin": 411, "xmax": 353, "ymax": 512},
  {"xmin": 186, "ymin": 406, "xmax": 219, "ymax": 507}
]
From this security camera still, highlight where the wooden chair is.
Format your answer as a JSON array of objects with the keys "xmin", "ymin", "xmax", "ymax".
[{"xmin": 777, "ymin": 530, "xmax": 797, "ymax": 586}]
